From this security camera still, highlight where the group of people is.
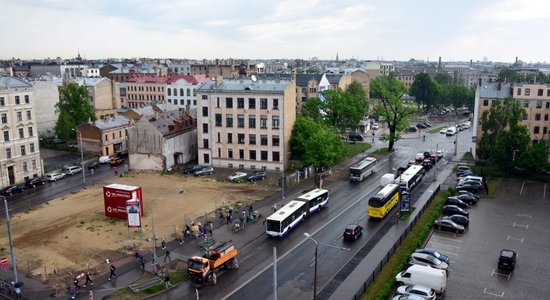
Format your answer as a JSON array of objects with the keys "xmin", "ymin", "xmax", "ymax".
[{"xmin": 70, "ymin": 272, "xmax": 95, "ymax": 299}]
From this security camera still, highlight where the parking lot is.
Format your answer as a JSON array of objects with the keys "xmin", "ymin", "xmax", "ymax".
[{"xmin": 425, "ymin": 179, "xmax": 550, "ymax": 299}]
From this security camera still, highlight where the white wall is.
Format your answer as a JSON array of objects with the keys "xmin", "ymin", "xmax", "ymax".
[{"xmin": 31, "ymin": 80, "xmax": 59, "ymax": 136}]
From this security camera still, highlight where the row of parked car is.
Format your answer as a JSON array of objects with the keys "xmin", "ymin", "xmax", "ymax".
[{"xmin": 182, "ymin": 165, "xmax": 268, "ymax": 182}]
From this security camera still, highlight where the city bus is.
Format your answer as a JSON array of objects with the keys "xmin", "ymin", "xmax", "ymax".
[
  {"xmin": 349, "ymin": 157, "xmax": 377, "ymax": 182},
  {"xmin": 368, "ymin": 183, "xmax": 401, "ymax": 218},
  {"xmin": 399, "ymin": 165, "xmax": 425, "ymax": 193},
  {"xmin": 296, "ymin": 188, "xmax": 329, "ymax": 214},
  {"xmin": 265, "ymin": 200, "xmax": 308, "ymax": 237}
]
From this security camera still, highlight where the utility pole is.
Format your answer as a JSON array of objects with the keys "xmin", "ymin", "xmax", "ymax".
[
  {"xmin": 4, "ymin": 198, "xmax": 19, "ymax": 285},
  {"xmin": 273, "ymin": 247, "xmax": 277, "ymax": 300}
]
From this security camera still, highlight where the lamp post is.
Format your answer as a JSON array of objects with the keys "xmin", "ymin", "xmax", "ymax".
[
  {"xmin": 151, "ymin": 199, "xmax": 158, "ymax": 264},
  {"xmin": 77, "ymin": 130, "xmax": 85, "ymax": 184},
  {"xmin": 303, "ymin": 232, "xmax": 350, "ymax": 300},
  {"xmin": 3, "ymin": 197, "xmax": 20, "ymax": 287}
]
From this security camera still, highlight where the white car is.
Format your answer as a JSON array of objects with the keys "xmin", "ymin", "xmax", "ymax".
[
  {"xmin": 228, "ymin": 172, "xmax": 247, "ymax": 182},
  {"xmin": 372, "ymin": 123, "xmax": 380, "ymax": 130},
  {"xmin": 46, "ymin": 172, "xmax": 66, "ymax": 182},
  {"xmin": 439, "ymin": 128, "xmax": 447, "ymax": 134},
  {"xmin": 436, "ymin": 150, "xmax": 444, "ymax": 159}
]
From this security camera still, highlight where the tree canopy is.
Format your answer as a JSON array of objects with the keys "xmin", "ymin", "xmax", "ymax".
[
  {"xmin": 409, "ymin": 73, "xmax": 439, "ymax": 112},
  {"xmin": 54, "ymin": 83, "xmax": 96, "ymax": 140}
]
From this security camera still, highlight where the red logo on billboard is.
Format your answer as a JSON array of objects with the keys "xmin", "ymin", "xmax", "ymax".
[{"xmin": 103, "ymin": 184, "xmax": 143, "ymax": 220}]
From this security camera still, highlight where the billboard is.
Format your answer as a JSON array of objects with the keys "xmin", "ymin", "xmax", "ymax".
[
  {"xmin": 126, "ymin": 199, "xmax": 141, "ymax": 228},
  {"xmin": 103, "ymin": 184, "xmax": 144, "ymax": 220}
]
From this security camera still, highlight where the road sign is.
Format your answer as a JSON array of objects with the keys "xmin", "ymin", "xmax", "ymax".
[{"xmin": 0, "ymin": 257, "xmax": 8, "ymax": 264}]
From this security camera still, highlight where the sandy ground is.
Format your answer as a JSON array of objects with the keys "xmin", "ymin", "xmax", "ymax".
[{"xmin": 0, "ymin": 172, "xmax": 277, "ymax": 276}]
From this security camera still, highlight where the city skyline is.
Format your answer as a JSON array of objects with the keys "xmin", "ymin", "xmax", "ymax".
[{"xmin": 2, "ymin": 0, "xmax": 550, "ymax": 63}]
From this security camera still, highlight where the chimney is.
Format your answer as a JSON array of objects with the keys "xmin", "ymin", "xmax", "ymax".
[{"xmin": 215, "ymin": 76, "xmax": 223, "ymax": 87}]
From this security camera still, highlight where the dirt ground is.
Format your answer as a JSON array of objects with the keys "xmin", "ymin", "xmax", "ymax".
[{"xmin": 0, "ymin": 172, "xmax": 277, "ymax": 276}]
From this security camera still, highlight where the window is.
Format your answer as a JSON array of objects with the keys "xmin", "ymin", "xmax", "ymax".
[
  {"xmin": 537, "ymin": 101, "xmax": 543, "ymax": 109},
  {"xmin": 261, "ymin": 151, "xmax": 268, "ymax": 161},
  {"xmin": 16, "ymin": 111, "xmax": 22, "ymax": 122},
  {"xmin": 203, "ymin": 139, "xmax": 209, "ymax": 149},
  {"xmin": 547, "ymin": 102, "xmax": 550, "ymax": 109},
  {"xmin": 237, "ymin": 115, "xmax": 245, "ymax": 128},
  {"xmin": 187, "ymin": 88, "xmax": 191, "ymax": 96},
  {"xmin": 24, "ymin": 95, "xmax": 29, "ymax": 103},
  {"xmin": 534, "ymin": 126, "xmax": 540, "ymax": 134},
  {"xmin": 260, "ymin": 98, "xmax": 268, "ymax": 109},
  {"xmin": 249, "ymin": 115, "xmax": 256, "ymax": 128},
  {"xmin": 544, "ymin": 127, "xmax": 548, "ymax": 134},
  {"xmin": 32, "ymin": 159, "xmax": 36, "ymax": 169},
  {"xmin": 523, "ymin": 113, "xmax": 528, "ymax": 120},
  {"xmin": 20, "ymin": 145, "xmax": 26, "ymax": 156},
  {"xmin": 525, "ymin": 88, "xmax": 531, "ymax": 96},
  {"xmin": 273, "ymin": 98, "xmax": 279, "ymax": 109},
  {"xmin": 5, "ymin": 148, "xmax": 11, "ymax": 159},
  {"xmin": 272, "ymin": 116, "xmax": 280, "ymax": 129},
  {"xmin": 538, "ymin": 89, "xmax": 544, "ymax": 96},
  {"xmin": 3, "ymin": 131, "xmax": 9, "ymax": 142},
  {"xmin": 545, "ymin": 114, "xmax": 549, "ymax": 121},
  {"xmin": 226, "ymin": 114, "xmax": 233, "ymax": 127},
  {"xmin": 0, "ymin": 97, "xmax": 4, "ymax": 106},
  {"xmin": 226, "ymin": 97, "xmax": 233, "ymax": 108},
  {"xmin": 227, "ymin": 133, "xmax": 233, "ymax": 144},
  {"xmin": 535, "ymin": 114, "xmax": 541, "ymax": 121},
  {"xmin": 15, "ymin": 96, "xmax": 20, "ymax": 104},
  {"xmin": 239, "ymin": 149, "xmax": 244, "ymax": 159},
  {"xmin": 168, "ymin": 89, "xmax": 171, "ymax": 96},
  {"xmin": 216, "ymin": 97, "xmax": 220, "ymax": 108},
  {"xmin": 28, "ymin": 127, "xmax": 33, "ymax": 137},
  {"xmin": 202, "ymin": 123, "xmax": 208, "ymax": 133},
  {"xmin": 237, "ymin": 98, "xmax": 244, "ymax": 109},
  {"xmin": 202, "ymin": 95, "xmax": 208, "ymax": 100},
  {"xmin": 483, "ymin": 99, "xmax": 489, "ymax": 106},
  {"xmin": 517, "ymin": 88, "xmax": 522, "ymax": 96},
  {"xmin": 217, "ymin": 132, "xmax": 221, "ymax": 143},
  {"xmin": 272, "ymin": 135, "xmax": 280, "ymax": 146},
  {"xmin": 249, "ymin": 134, "xmax": 256, "ymax": 145},
  {"xmin": 523, "ymin": 100, "xmax": 529, "ymax": 108},
  {"xmin": 112, "ymin": 132, "xmax": 115, "ymax": 139},
  {"xmin": 22, "ymin": 162, "xmax": 28, "ymax": 172},
  {"xmin": 249, "ymin": 98, "xmax": 256, "ymax": 109},
  {"xmin": 202, "ymin": 106, "xmax": 208, "ymax": 117},
  {"xmin": 105, "ymin": 134, "xmax": 108, "ymax": 141},
  {"xmin": 215, "ymin": 114, "xmax": 222, "ymax": 126},
  {"xmin": 180, "ymin": 88, "xmax": 184, "ymax": 96},
  {"xmin": 260, "ymin": 116, "xmax": 268, "ymax": 128},
  {"xmin": 1, "ymin": 113, "xmax": 6, "ymax": 124},
  {"xmin": 228, "ymin": 148, "xmax": 233, "ymax": 158},
  {"xmin": 18, "ymin": 128, "xmax": 24, "ymax": 139},
  {"xmin": 30, "ymin": 143, "xmax": 35, "ymax": 153},
  {"xmin": 260, "ymin": 135, "xmax": 268, "ymax": 145},
  {"xmin": 273, "ymin": 151, "xmax": 280, "ymax": 162},
  {"xmin": 547, "ymin": 90, "xmax": 550, "ymax": 97},
  {"xmin": 238, "ymin": 134, "xmax": 245, "ymax": 144},
  {"xmin": 249, "ymin": 150, "xmax": 256, "ymax": 160}
]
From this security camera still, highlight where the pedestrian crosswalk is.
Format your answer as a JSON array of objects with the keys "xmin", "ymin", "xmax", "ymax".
[{"xmin": 392, "ymin": 146, "xmax": 449, "ymax": 153}]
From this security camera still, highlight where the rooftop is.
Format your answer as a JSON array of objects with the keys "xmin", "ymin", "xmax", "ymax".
[
  {"xmin": 0, "ymin": 76, "xmax": 33, "ymax": 89},
  {"xmin": 197, "ymin": 77, "xmax": 291, "ymax": 93},
  {"xmin": 478, "ymin": 83, "xmax": 512, "ymax": 98},
  {"xmin": 89, "ymin": 115, "xmax": 131, "ymax": 130}
]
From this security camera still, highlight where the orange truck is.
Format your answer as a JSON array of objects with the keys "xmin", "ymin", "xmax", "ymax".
[{"xmin": 187, "ymin": 241, "xmax": 239, "ymax": 285}]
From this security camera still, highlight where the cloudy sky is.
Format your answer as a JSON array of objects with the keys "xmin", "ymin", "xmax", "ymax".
[{"xmin": 3, "ymin": 0, "xmax": 550, "ymax": 63}]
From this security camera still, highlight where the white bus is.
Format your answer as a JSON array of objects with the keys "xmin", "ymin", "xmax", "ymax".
[
  {"xmin": 349, "ymin": 157, "xmax": 377, "ymax": 182},
  {"xmin": 265, "ymin": 200, "xmax": 308, "ymax": 238},
  {"xmin": 296, "ymin": 188, "xmax": 329, "ymax": 214},
  {"xmin": 399, "ymin": 165, "xmax": 424, "ymax": 193}
]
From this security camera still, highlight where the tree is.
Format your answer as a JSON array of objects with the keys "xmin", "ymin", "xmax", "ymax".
[
  {"xmin": 497, "ymin": 68, "xmax": 521, "ymax": 83},
  {"xmin": 434, "ymin": 73, "xmax": 453, "ymax": 86},
  {"xmin": 409, "ymin": 73, "xmax": 439, "ymax": 112},
  {"xmin": 55, "ymin": 83, "xmax": 96, "ymax": 140},
  {"xmin": 346, "ymin": 81, "xmax": 368, "ymax": 102},
  {"xmin": 370, "ymin": 73, "xmax": 417, "ymax": 151}
]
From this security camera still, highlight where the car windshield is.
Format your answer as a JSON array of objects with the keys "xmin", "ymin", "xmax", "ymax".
[{"xmin": 188, "ymin": 259, "xmax": 203, "ymax": 270}]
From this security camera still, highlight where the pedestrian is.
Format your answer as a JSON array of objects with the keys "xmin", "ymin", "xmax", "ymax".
[
  {"xmin": 83, "ymin": 273, "xmax": 94, "ymax": 287},
  {"xmin": 272, "ymin": 203, "xmax": 277, "ymax": 212},
  {"xmin": 226, "ymin": 213, "xmax": 231, "ymax": 225},
  {"xmin": 422, "ymin": 134, "xmax": 426, "ymax": 142},
  {"xmin": 248, "ymin": 205, "xmax": 253, "ymax": 215},
  {"xmin": 164, "ymin": 273, "xmax": 171, "ymax": 288},
  {"xmin": 228, "ymin": 207, "xmax": 233, "ymax": 217},
  {"xmin": 108, "ymin": 264, "xmax": 117, "ymax": 280},
  {"xmin": 73, "ymin": 277, "xmax": 80, "ymax": 289},
  {"xmin": 155, "ymin": 262, "xmax": 162, "ymax": 276},
  {"xmin": 161, "ymin": 239, "xmax": 166, "ymax": 250},
  {"xmin": 113, "ymin": 167, "xmax": 118, "ymax": 176},
  {"xmin": 14, "ymin": 286, "xmax": 21, "ymax": 300},
  {"xmin": 240, "ymin": 212, "xmax": 246, "ymax": 228},
  {"xmin": 164, "ymin": 249, "xmax": 171, "ymax": 262}
]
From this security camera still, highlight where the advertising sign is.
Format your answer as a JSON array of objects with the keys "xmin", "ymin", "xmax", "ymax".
[
  {"xmin": 126, "ymin": 199, "xmax": 141, "ymax": 228},
  {"xmin": 400, "ymin": 192, "xmax": 410, "ymax": 213},
  {"xmin": 103, "ymin": 184, "xmax": 144, "ymax": 220}
]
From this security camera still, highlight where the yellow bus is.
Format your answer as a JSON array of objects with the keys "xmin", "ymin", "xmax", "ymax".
[{"xmin": 368, "ymin": 183, "xmax": 401, "ymax": 219}]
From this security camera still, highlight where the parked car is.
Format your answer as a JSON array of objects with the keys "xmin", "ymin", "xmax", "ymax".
[
  {"xmin": 456, "ymin": 182, "xmax": 482, "ymax": 193},
  {"xmin": 434, "ymin": 218, "xmax": 465, "ymax": 233},
  {"xmin": 498, "ymin": 249, "xmax": 517, "ymax": 271},
  {"xmin": 46, "ymin": 172, "xmax": 66, "ymax": 182},
  {"xmin": 439, "ymin": 128, "xmax": 447, "ymax": 134},
  {"xmin": 64, "ymin": 165, "xmax": 83, "ymax": 175},
  {"xmin": 348, "ymin": 134, "xmax": 364, "ymax": 142},
  {"xmin": 183, "ymin": 165, "xmax": 205, "ymax": 175},
  {"xmin": 414, "ymin": 249, "xmax": 449, "ymax": 264},
  {"xmin": 47, "ymin": 138, "xmax": 65, "ymax": 144},
  {"xmin": 1, "ymin": 185, "xmax": 24, "ymax": 197},
  {"xmin": 246, "ymin": 171, "xmax": 267, "ymax": 182},
  {"xmin": 456, "ymin": 165, "xmax": 472, "ymax": 174},
  {"xmin": 228, "ymin": 172, "xmax": 248, "ymax": 182},
  {"xmin": 194, "ymin": 166, "xmax": 214, "ymax": 176},
  {"xmin": 87, "ymin": 162, "xmax": 101, "ymax": 170},
  {"xmin": 442, "ymin": 215, "xmax": 470, "ymax": 227},
  {"xmin": 416, "ymin": 123, "xmax": 427, "ymax": 129},
  {"xmin": 408, "ymin": 126, "xmax": 418, "ymax": 132},
  {"xmin": 408, "ymin": 253, "xmax": 449, "ymax": 271},
  {"xmin": 457, "ymin": 171, "xmax": 479, "ymax": 179},
  {"xmin": 395, "ymin": 265, "xmax": 447, "ymax": 295},
  {"xmin": 396, "ymin": 285, "xmax": 437, "ymax": 300},
  {"xmin": 446, "ymin": 197, "xmax": 469, "ymax": 209},
  {"xmin": 25, "ymin": 178, "xmax": 46, "ymax": 188},
  {"xmin": 109, "ymin": 157, "xmax": 124, "ymax": 166},
  {"xmin": 392, "ymin": 294, "xmax": 428, "ymax": 300},
  {"xmin": 372, "ymin": 123, "xmax": 380, "ymax": 130},
  {"xmin": 457, "ymin": 190, "xmax": 480, "ymax": 200},
  {"xmin": 429, "ymin": 154, "xmax": 437, "ymax": 164},
  {"xmin": 442, "ymin": 205, "xmax": 469, "ymax": 217},
  {"xmin": 452, "ymin": 194, "xmax": 478, "ymax": 206},
  {"xmin": 436, "ymin": 150, "xmax": 444, "ymax": 159},
  {"xmin": 343, "ymin": 224, "xmax": 363, "ymax": 241}
]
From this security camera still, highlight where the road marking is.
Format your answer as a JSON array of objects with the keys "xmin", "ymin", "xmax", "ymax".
[
  {"xmin": 520, "ymin": 181, "xmax": 525, "ymax": 195},
  {"xmin": 428, "ymin": 241, "xmax": 461, "ymax": 249},
  {"xmin": 517, "ymin": 214, "xmax": 532, "ymax": 219},
  {"xmin": 491, "ymin": 268, "xmax": 511, "ymax": 280},
  {"xmin": 483, "ymin": 287, "xmax": 504, "ymax": 297},
  {"xmin": 544, "ymin": 184, "xmax": 547, "ymax": 199},
  {"xmin": 432, "ymin": 236, "xmax": 463, "ymax": 243},
  {"xmin": 507, "ymin": 235, "xmax": 524, "ymax": 243},
  {"xmin": 512, "ymin": 222, "xmax": 529, "ymax": 229}
]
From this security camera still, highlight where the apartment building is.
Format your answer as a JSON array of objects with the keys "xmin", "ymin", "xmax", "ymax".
[
  {"xmin": 0, "ymin": 77, "xmax": 42, "ymax": 187},
  {"xmin": 76, "ymin": 115, "xmax": 133, "ymax": 157},
  {"xmin": 196, "ymin": 76, "xmax": 296, "ymax": 171},
  {"xmin": 125, "ymin": 75, "xmax": 168, "ymax": 108},
  {"xmin": 166, "ymin": 75, "xmax": 210, "ymax": 117},
  {"xmin": 474, "ymin": 82, "xmax": 550, "ymax": 151},
  {"xmin": 72, "ymin": 77, "xmax": 121, "ymax": 120}
]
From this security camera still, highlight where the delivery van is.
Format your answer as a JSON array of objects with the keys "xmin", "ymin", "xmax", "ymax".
[
  {"xmin": 395, "ymin": 264, "xmax": 446, "ymax": 294},
  {"xmin": 445, "ymin": 127, "xmax": 457, "ymax": 136},
  {"xmin": 380, "ymin": 173, "xmax": 398, "ymax": 187},
  {"xmin": 99, "ymin": 156, "xmax": 111, "ymax": 164}
]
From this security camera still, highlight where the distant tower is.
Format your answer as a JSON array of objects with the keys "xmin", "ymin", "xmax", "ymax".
[
  {"xmin": 76, "ymin": 48, "xmax": 82, "ymax": 62},
  {"xmin": 336, "ymin": 52, "xmax": 339, "ymax": 61},
  {"xmin": 437, "ymin": 57, "xmax": 441, "ymax": 73}
]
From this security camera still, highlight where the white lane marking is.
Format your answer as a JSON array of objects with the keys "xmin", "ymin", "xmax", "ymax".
[
  {"xmin": 431, "ymin": 236, "xmax": 463, "ymax": 243},
  {"xmin": 512, "ymin": 222, "xmax": 529, "ymax": 229},
  {"xmin": 483, "ymin": 287, "xmax": 504, "ymax": 297},
  {"xmin": 507, "ymin": 235, "xmax": 524, "ymax": 243},
  {"xmin": 428, "ymin": 241, "xmax": 461, "ymax": 249},
  {"xmin": 520, "ymin": 181, "xmax": 525, "ymax": 195},
  {"xmin": 517, "ymin": 214, "xmax": 532, "ymax": 219}
]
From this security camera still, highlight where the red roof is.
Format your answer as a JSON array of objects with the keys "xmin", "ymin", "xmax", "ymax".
[
  {"xmin": 126, "ymin": 75, "xmax": 169, "ymax": 83},
  {"xmin": 166, "ymin": 74, "xmax": 210, "ymax": 84}
]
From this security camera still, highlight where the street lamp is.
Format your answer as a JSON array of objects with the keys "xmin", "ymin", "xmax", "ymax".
[
  {"xmin": 303, "ymin": 232, "xmax": 350, "ymax": 300},
  {"xmin": 73, "ymin": 129, "xmax": 85, "ymax": 184},
  {"xmin": 3, "ymin": 197, "xmax": 21, "ymax": 296},
  {"xmin": 151, "ymin": 198, "xmax": 158, "ymax": 264}
]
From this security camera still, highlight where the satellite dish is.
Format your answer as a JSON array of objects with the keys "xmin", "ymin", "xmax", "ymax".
[{"xmin": 251, "ymin": 75, "xmax": 257, "ymax": 82}]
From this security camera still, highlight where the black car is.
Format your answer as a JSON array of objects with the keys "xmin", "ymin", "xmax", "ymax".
[
  {"xmin": 25, "ymin": 178, "xmax": 46, "ymax": 188},
  {"xmin": 434, "ymin": 219, "xmax": 465, "ymax": 233},
  {"xmin": 454, "ymin": 194, "xmax": 478, "ymax": 206},
  {"xmin": 183, "ymin": 165, "xmax": 204, "ymax": 175},
  {"xmin": 456, "ymin": 165, "xmax": 472, "ymax": 173},
  {"xmin": 422, "ymin": 159, "xmax": 433, "ymax": 170},
  {"xmin": 458, "ymin": 190, "xmax": 480, "ymax": 200},
  {"xmin": 407, "ymin": 126, "xmax": 417, "ymax": 132},
  {"xmin": 246, "ymin": 171, "xmax": 267, "ymax": 182},
  {"xmin": 416, "ymin": 123, "xmax": 427, "ymax": 129},
  {"xmin": 442, "ymin": 214, "xmax": 469, "ymax": 227},
  {"xmin": 1, "ymin": 185, "xmax": 24, "ymax": 197},
  {"xmin": 88, "ymin": 161, "xmax": 101, "ymax": 170},
  {"xmin": 498, "ymin": 249, "xmax": 517, "ymax": 271},
  {"xmin": 348, "ymin": 134, "xmax": 364, "ymax": 142},
  {"xmin": 442, "ymin": 205, "xmax": 469, "ymax": 217},
  {"xmin": 343, "ymin": 224, "xmax": 363, "ymax": 241},
  {"xmin": 446, "ymin": 197, "xmax": 469, "ymax": 209},
  {"xmin": 456, "ymin": 183, "xmax": 482, "ymax": 193}
]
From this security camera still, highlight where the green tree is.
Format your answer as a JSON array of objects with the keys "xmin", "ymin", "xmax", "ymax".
[
  {"xmin": 434, "ymin": 73, "xmax": 453, "ymax": 86},
  {"xmin": 55, "ymin": 83, "xmax": 96, "ymax": 140},
  {"xmin": 518, "ymin": 140, "xmax": 550, "ymax": 173},
  {"xmin": 301, "ymin": 97, "xmax": 325, "ymax": 122},
  {"xmin": 409, "ymin": 73, "xmax": 439, "ymax": 112},
  {"xmin": 497, "ymin": 68, "xmax": 521, "ymax": 83},
  {"xmin": 444, "ymin": 85, "xmax": 475, "ymax": 112},
  {"xmin": 346, "ymin": 81, "xmax": 368, "ymax": 101},
  {"xmin": 322, "ymin": 89, "xmax": 367, "ymax": 131},
  {"xmin": 370, "ymin": 73, "xmax": 417, "ymax": 151}
]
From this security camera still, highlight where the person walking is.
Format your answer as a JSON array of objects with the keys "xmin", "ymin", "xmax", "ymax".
[
  {"xmin": 240, "ymin": 211, "xmax": 246, "ymax": 228},
  {"xmin": 422, "ymin": 134, "xmax": 426, "ymax": 142},
  {"xmin": 161, "ymin": 239, "xmax": 166, "ymax": 250},
  {"xmin": 155, "ymin": 262, "xmax": 162, "ymax": 276},
  {"xmin": 73, "ymin": 277, "xmax": 80, "ymax": 290},
  {"xmin": 226, "ymin": 213, "xmax": 232, "ymax": 224},
  {"xmin": 83, "ymin": 273, "xmax": 94, "ymax": 287},
  {"xmin": 164, "ymin": 249, "xmax": 171, "ymax": 262},
  {"xmin": 108, "ymin": 264, "xmax": 117, "ymax": 280},
  {"xmin": 164, "ymin": 273, "xmax": 171, "ymax": 288},
  {"xmin": 272, "ymin": 203, "xmax": 277, "ymax": 212}
]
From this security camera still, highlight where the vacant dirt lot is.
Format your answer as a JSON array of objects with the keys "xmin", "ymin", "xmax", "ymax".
[{"xmin": 0, "ymin": 172, "xmax": 277, "ymax": 275}]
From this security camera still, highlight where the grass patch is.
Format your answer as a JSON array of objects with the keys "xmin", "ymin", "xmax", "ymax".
[
  {"xmin": 109, "ymin": 269, "xmax": 189, "ymax": 300},
  {"xmin": 427, "ymin": 126, "xmax": 446, "ymax": 134},
  {"xmin": 361, "ymin": 189, "xmax": 454, "ymax": 300},
  {"xmin": 347, "ymin": 143, "xmax": 372, "ymax": 157}
]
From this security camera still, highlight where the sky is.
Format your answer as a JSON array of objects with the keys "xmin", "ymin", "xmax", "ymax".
[{"xmin": 2, "ymin": 0, "xmax": 550, "ymax": 63}]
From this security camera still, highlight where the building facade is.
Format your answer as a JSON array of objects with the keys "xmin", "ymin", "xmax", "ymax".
[
  {"xmin": 196, "ymin": 76, "xmax": 296, "ymax": 171},
  {"xmin": 0, "ymin": 77, "xmax": 42, "ymax": 187},
  {"xmin": 166, "ymin": 75, "xmax": 210, "ymax": 117},
  {"xmin": 76, "ymin": 115, "xmax": 132, "ymax": 157},
  {"xmin": 72, "ymin": 78, "xmax": 121, "ymax": 120},
  {"xmin": 30, "ymin": 79, "xmax": 59, "ymax": 136},
  {"xmin": 125, "ymin": 75, "xmax": 168, "ymax": 109}
]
